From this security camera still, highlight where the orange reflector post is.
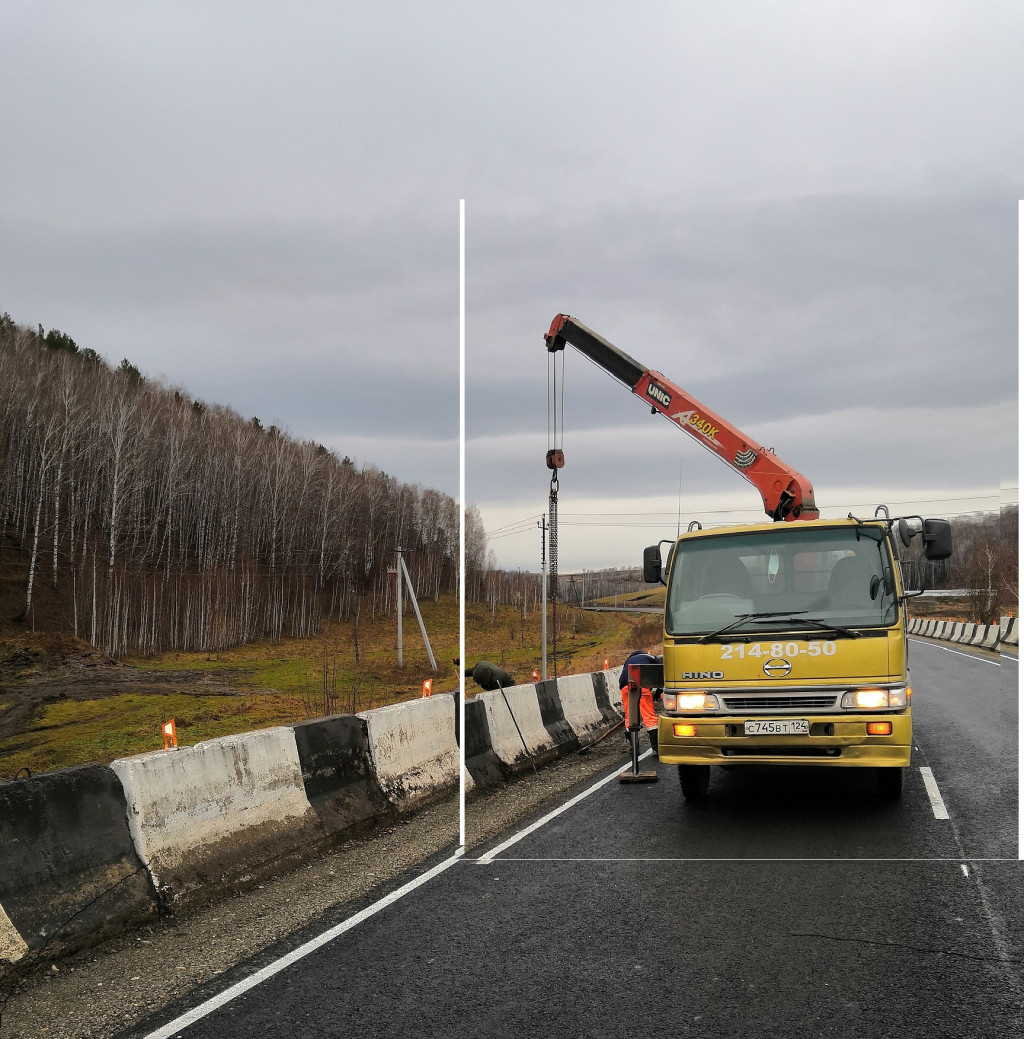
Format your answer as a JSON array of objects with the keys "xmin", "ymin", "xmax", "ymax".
[
  {"xmin": 531, "ymin": 668, "xmax": 540, "ymax": 682},
  {"xmin": 866, "ymin": 721, "xmax": 892, "ymax": 736},
  {"xmin": 603, "ymin": 658, "xmax": 609, "ymax": 670},
  {"xmin": 673, "ymin": 723, "xmax": 698, "ymax": 738},
  {"xmin": 162, "ymin": 719, "xmax": 177, "ymax": 750},
  {"xmin": 422, "ymin": 679, "xmax": 432, "ymax": 697}
]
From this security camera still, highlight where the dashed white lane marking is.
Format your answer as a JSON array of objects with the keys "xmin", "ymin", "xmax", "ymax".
[
  {"xmin": 476, "ymin": 750, "xmax": 654, "ymax": 865},
  {"xmin": 919, "ymin": 766, "xmax": 950, "ymax": 820},
  {"xmin": 962, "ymin": 864, "xmax": 970, "ymax": 877},
  {"xmin": 141, "ymin": 848, "xmax": 464, "ymax": 1039}
]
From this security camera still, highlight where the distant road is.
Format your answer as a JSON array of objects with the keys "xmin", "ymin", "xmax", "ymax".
[{"xmin": 124, "ymin": 645, "xmax": 1020, "ymax": 1039}]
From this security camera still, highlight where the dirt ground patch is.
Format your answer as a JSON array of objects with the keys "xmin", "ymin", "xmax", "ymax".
[{"xmin": 0, "ymin": 653, "xmax": 259, "ymax": 745}]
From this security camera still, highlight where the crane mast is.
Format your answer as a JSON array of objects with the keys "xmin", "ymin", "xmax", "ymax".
[{"xmin": 543, "ymin": 314, "xmax": 819, "ymax": 522}]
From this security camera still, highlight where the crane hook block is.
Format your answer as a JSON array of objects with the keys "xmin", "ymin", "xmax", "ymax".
[{"xmin": 546, "ymin": 449, "xmax": 565, "ymax": 470}]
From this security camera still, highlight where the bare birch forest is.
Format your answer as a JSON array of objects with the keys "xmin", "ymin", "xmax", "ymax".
[{"xmin": 1, "ymin": 314, "xmax": 480, "ymax": 656}]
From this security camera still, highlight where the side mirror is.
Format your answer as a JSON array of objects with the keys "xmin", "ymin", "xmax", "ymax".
[
  {"xmin": 897, "ymin": 518, "xmax": 913, "ymax": 548},
  {"xmin": 642, "ymin": 544, "xmax": 662, "ymax": 584},
  {"xmin": 922, "ymin": 518, "xmax": 952, "ymax": 561}
]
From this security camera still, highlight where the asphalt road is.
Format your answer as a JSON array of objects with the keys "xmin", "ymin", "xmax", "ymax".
[{"xmin": 112, "ymin": 640, "xmax": 1020, "ymax": 1039}]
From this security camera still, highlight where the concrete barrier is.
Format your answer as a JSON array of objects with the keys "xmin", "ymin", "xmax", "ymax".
[
  {"xmin": 358, "ymin": 695, "xmax": 459, "ymax": 810},
  {"xmin": 463, "ymin": 697, "xmax": 506, "ymax": 790},
  {"xmin": 111, "ymin": 728, "xmax": 322, "ymax": 906},
  {"xmin": 0, "ymin": 765, "xmax": 157, "ymax": 961},
  {"xmin": 979, "ymin": 624, "xmax": 1000, "ymax": 649},
  {"xmin": 1, "ymin": 903, "xmax": 27, "ymax": 964},
  {"xmin": 555, "ymin": 674, "xmax": 608, "ymax": 741},
  {"xmin": 291, "ymin": 715, "xmax": 392, "ymax": 834},
  {"xmin": 591, "ymin": 670, "xmax": 624, "ymax": 726},
  {"xmin": 910, "ymin": 616, "xmax": 1011, "ymax": 652},
  {"xmin": 1, "ymin": 670, "xmax": 621, "ymax": 963},
  {"xmin": 477, "ymin": 682, "xmax": 562, "ymax": 773},
  {"xmin": 1001, "ymin": 616, "xmax": 1018, "ymax": 646},
  {"xmin": 535, "ymin": 679, "xmax": 581, "ymax": 754}
]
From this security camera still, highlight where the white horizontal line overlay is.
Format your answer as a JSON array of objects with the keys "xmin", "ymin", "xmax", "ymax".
[
  {"xmin": 484, "ymin": 857, "xmax": 1016, "ymax": 863},
  {"xmin": 919, "ymin": 766, "xmax": 951, "ymax": 820},
  {"xmin": 142, "ymin": 849, "xmax": 464, "ymax": 1039},
  {"xmin": 476, "ymin": 750, "xmax": 654, "ymax": 865}
]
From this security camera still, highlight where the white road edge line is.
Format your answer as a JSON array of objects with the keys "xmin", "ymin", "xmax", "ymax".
[
  {"xmin": 919, "ymin": 766, "xmax": 950, "ymax": 820},
  {"xmin": 141, "ymin": 848, "xmax": 465, "ymax": 1039},
  {"xmin": 909, "ymin": 638, "xmax": 1001, "ymax": 665},
  {"xmin": 476, "ymin": 750, "xmax": 654, "ymax": 865}
]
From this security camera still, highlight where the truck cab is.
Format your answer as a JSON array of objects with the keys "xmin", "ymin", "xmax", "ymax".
[{"xmin": 642, "ymin": 514, "xmax": 951, "ymax": 801}]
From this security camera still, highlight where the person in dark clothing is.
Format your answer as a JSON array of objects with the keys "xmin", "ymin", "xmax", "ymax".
[
  {"xmin": 619, "ymin": 650, "xmax": 660, "ymax": 753},
  {"xmin": 464, "ymin": 660, "xmax": 515, "ymax": 691}
]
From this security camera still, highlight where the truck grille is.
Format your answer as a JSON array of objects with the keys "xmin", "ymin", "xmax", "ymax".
[{"xmin": 721, "ymin": 694, "xmax": 838, "ymax": 711}]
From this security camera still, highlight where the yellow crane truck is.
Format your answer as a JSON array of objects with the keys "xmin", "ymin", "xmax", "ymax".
[{"xmin": 544, "ymin": 314, "xmax": 953, "ymax": 800}]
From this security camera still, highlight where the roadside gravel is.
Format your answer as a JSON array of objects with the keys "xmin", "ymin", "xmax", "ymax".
[{"xmin": 0, "ymin": 732, "xmax": 632, "ymax": 1039}]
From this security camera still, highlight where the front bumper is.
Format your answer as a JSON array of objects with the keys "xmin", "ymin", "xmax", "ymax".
[{"xmin": 657, "ymin": 710, "xmax": 912, "ymax": 768}]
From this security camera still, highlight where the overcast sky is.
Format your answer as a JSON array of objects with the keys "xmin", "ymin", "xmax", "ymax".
[{"xmin": 2, "ymin": 3, "xmax": 1020, "ymax": 570}]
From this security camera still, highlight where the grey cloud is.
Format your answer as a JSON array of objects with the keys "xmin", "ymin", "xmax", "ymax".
[{"xmin": 1, "ymin": 215, "xmax": 458, "ymax": 486}]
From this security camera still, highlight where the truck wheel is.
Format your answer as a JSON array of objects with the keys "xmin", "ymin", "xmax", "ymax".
[
  {"xmin": 876, "ymin": 766, "xmax": 904, "ymax": 800},
  {"xmin": 678, "ymin": 764, "xmax": 711, "ymax": 800}
]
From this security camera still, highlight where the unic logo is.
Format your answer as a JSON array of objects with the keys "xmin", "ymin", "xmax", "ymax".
[{"xmin": 646, "ymin": 381, "xmax": 672, "ymax": 408}]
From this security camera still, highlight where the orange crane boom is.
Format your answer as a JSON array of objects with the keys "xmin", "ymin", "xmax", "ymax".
[{"xmin": 544, "ymin": 313, "xmax": 819, "ymax": 522}]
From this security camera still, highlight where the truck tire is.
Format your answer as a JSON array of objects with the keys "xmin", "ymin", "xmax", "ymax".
[
  {"xmin": 876, "ymin": 766, "xmax": 904, "ymax": 800},
  {"xmin": 678, "ymin": 764, "xmax": 711, "ymax": 800}
]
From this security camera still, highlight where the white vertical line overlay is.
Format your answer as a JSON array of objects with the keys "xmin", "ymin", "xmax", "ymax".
[
  {"xmin": 1009, "ymin": 196, "xmax": 1017, "ymax": 860},
  {"xmin": 142, "ymin": 851, "xmax": 464, "ymax": 1039},
  {"xmin": 919, "ymin": 766, "xmax": 950, "ymax": 820},
  {"xmin": 476, "ymin": 750, "xmax": 654, "ymax": 865},
  {"xmin": 459, "ymin": 198, "xmax": 466, "ymax": 848}
]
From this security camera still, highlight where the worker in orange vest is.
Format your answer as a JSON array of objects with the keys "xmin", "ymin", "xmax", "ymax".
[{"xmin": 619, "ymin": 650, "xmax": 660, "ymax": 754}]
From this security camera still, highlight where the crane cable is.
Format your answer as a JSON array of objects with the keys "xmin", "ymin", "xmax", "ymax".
[{"xmin": 546, "ymin": 347, "xmax": 565, "ymax": 678}]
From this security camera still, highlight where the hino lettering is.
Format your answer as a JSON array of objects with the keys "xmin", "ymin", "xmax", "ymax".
[{"xmin": 680, "ymin": 670, "xmax": 725, "ymax": 680}]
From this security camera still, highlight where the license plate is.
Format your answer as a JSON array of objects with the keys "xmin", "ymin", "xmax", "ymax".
[{"xmin": 743, "ymin": 719, "xmax": 810, "ymax": 736}]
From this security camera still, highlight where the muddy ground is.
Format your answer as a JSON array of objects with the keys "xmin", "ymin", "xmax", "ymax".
[{"xmin": 0, "ymin": 642, "xmax": 258, "ymax": 745}]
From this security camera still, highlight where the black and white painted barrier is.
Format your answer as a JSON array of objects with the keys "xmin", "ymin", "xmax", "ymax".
[
  {"xmin": 0, "ymin": 671, "xmax": 624, "ymax": 964},
  {"xmin": 907, "ymin": 615, "xmax": 1016, "ymax": 649},
  {"xmin": 0, "ymin": 764, "xmax": 158, "ymax": 962}
]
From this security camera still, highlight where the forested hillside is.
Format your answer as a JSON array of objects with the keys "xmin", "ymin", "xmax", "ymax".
[{"xmin": 0, "ymin": 313, "xmax": 474, "ymax": 656}]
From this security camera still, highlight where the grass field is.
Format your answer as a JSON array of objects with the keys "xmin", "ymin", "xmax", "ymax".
[{"xmin": 0, "ymin": 591, "xmax": 663, "ymax": 776}]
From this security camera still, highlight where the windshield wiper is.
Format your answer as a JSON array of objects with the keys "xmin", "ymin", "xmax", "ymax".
[
  {"xmin": 697, "ymin": 610, "xmax": 808, "ymax": 643},
  {"xmin": 750, "ymin": 615, "xmax": 863, "ymax": 639}
]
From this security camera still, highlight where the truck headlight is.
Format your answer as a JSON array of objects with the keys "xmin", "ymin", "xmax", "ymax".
[
  {"xmin": 664, "ymin": 692, "xmax": 719, "ymax": 712},
  {"xmin": 841, "ymin": 687, "xmax": 908, "ymax": 710}
]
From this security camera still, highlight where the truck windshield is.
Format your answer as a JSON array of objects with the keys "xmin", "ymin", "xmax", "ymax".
[{"xmin": 665, "ymin": 526, "xmax": 897, "ymax": 637}]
